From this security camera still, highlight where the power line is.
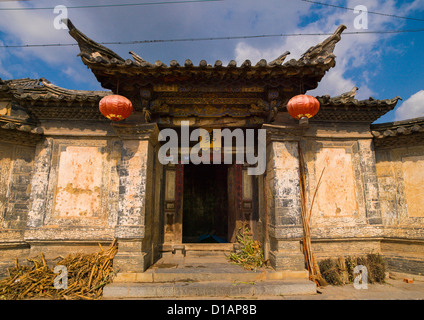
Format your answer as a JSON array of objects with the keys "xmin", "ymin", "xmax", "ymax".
[
  {"xmin": 2, "ymin": 0, "xmax": 421, "ymax": 23},
  {"xmin": 1, "ymin": 28, "xmax": 424, "ymax": 48},
  {"xmin": 1, "ymin": 0, "xmax": 422, "ymax": 24},
  {"xmin": 300, "ymin": 0, "xmax": 424, "ymax": 22},
  {"xmin": 0, "ymin": 0, "xmax": 222, "ymax": 11}
]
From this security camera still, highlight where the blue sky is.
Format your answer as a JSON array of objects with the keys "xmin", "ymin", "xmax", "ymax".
[{"xmin": 0, "ymin": 0, "xmax": 423, "ymax": 123}]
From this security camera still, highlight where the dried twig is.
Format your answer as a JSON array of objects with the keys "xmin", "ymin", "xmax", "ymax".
[{"xmin": 0, "ymin": 239, "xmax": 118, "ymax": 300}]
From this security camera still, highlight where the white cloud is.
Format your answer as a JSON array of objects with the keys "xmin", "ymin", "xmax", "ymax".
[
  {"xmin": 311, "ymin": 68, "xmax": 374, "ymax": 99},
  {"xmin": 395, "ymin": 90, "xmax": 424, "ymax": 121},
  {"xmin": 232, "ymin": 0, "xmax": 421, "ymax": 100},
  {"xmin": 62, "ymin": 66, "xmax": 92, "ymax": 85},
  {"xmin": 0, "ymin": 2, "xmax": 76, "ymax": 64},
  {"xmin": 234, "ymin": 42, "xmax": 283, "ymax": 64}
]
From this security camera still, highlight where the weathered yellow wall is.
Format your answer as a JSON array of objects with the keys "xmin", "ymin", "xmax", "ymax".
[
  {"xmin": 0, "ymin": 142, "xmax": 35, "ymax": 232},
  {"xmin": 401, "ymin": 155, "xmax": 424, "ymax": 218},
  {"xmin": 299, "ymin": 131, "xmax": 384, "ymax": 258},
  {"xmin": 0, "ymin": 145, "xmax": 12, "ymax": 228},
  {"xmin": 0, "ymin": 141, "xmax": 35, "ymax": 277},
  {"xmin": 375, "ymin": 142, "xmax": 424, "ymax": 274},
  {"xmin": 303, "ymin": 139, "xmax": 371, "ymax": 233},
  {"xmin": 25, "ymin": 137, "xmax": 121, "ymax": 243},
  {"xmin": 314, "ymin": 147, "xmax": 358, "ymax": 218},
  {"xmin": 54, "ymin": 146, "xmax": 104, "ymax": 218},
  {"xmin": 376, "ymin": 145, "xmax": 424, "ymax": 231}
]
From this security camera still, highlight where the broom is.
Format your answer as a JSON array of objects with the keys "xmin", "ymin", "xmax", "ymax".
[{"xmin": 298, "ymin": 146, "xmax": 327, "ymax": 287}]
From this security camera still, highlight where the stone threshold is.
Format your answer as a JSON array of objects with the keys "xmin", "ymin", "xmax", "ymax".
[{"xmin": 102, "ymin": 280, "xmax": 317, "ymax": 299}]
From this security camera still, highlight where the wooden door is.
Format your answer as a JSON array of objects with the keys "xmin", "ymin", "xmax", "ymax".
[
  {"xmin": 227, "ymin": 164, "xmax": 256, "ymax": 242},
  {"xmin": 163, "ymin": 163, "xmax": 184, "ymax": 244},
  {"xmin": 227, "ymin": 164, "xmax": 243, "ymax": 242}
]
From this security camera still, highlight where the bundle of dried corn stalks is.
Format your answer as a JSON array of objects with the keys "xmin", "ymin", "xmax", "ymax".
[
  {"xmin": 228, "ymin": 223, "xmax": 268, "ymax": 271},
  {"xmin": 298, "ymin": 147, "xmax": 327, "ymax": 287},
  {"xmin": 0, "ymin": 239, "xmax": 118, "ymax": 300}
]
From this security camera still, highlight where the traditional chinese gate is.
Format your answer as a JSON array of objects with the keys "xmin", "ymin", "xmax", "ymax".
[{"xmin": 162, "ymin": 161, "xmax": 254, "ymax": 248}]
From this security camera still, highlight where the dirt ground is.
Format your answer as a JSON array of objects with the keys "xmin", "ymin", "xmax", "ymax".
[{"xmin": 276, "ymin": 277, "xmax": 424, "ymax": 300}]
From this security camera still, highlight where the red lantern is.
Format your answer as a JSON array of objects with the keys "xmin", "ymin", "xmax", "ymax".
[
  {"xmin": 99, "ymin": 95, "xmax": 133, "ymax": 121},
  {"xmin": 287, "ymin": 94, "xmax": 320, "ymax": 120}
]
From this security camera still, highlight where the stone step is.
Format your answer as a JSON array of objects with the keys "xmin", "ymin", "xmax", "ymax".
[
  {"xmin": 113, "ymin": 252, "xmax": 310, "ymax": 284},
  {"xmin": 113, "ymin": 269, "xmax": 309, "ymax": 283},
  {"xmin": 102, "ymin": 280, "xmax": 317, "ymax": 299}
]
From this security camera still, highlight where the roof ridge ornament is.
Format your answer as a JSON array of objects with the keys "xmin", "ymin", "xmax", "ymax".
[
  {"xmin": 329, "ymin": 86, "xmax": 359, "ymax": 103},
  {"xmin": 129, "ymin": 51, "xmax": 147, "ymax": 65},
  {"xmin": 299, "ymin": 24, "xmax": 347, "ymax": 64},
  {"xmin": 64, "ymin": 21, "xmax": 348, "ymax": 93},
  {"xmin": 268, "ymin": 51, "xmax": 290, "ymax": 67},
  {"xmin": 63, "ymin": 18, "xmax": 125, "ymax": 63}
]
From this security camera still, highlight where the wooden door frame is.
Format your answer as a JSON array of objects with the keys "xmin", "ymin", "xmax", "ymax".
[{"xmin": 162, "ymin": 161, "xmax": 256, "ymax": 245}]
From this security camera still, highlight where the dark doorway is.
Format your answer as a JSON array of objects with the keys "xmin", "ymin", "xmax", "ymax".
[{"xmin": 182, "ymin": 164, "xmax": 228, "ymax": 243}]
